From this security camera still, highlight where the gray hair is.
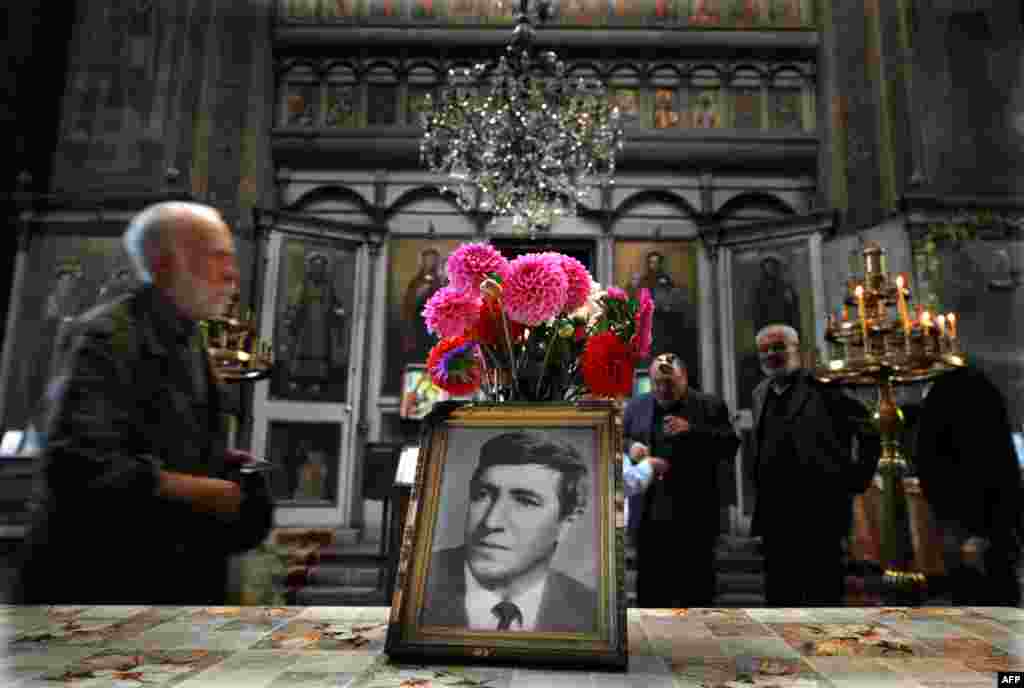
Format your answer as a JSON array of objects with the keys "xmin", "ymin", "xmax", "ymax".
[
  {"xmin": 755, "ymin": 324, "xmax": 800, "ymax": 347},
  {"xmin": 121, "ymin": 202, "xmax": 222, "ymax": 283}
]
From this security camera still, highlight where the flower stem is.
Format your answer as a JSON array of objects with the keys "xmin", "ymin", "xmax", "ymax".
[
  {"xmin": 499, "ymin": 308, "xmax": 520, "ymax": 401},
  {"xmin": 535, "ymin": 327, "xmax": 559, "ymax": 399}
]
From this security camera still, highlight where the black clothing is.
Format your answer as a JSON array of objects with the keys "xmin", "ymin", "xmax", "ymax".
[
  {"xmin": 624, "ymin": 390, "xmax": 739, "ymax": 607},
  {"xmin": 16, "ymin": 285, "xmax": 273, "ymax": 604},
  {"xmin": 751, "ymin": 370, "xmax": 880, "ymax": 606},
  {"xmin": 914, "ymin": 365, "xmax": 1022, "ymax": 606}
]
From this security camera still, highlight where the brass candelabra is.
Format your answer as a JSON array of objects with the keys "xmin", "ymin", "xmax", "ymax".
[
  {"xmin": 815, "ymin": 241, "xmax": 965, "ymax": 598},
  {"xmin": 200, "ymin": 296, "xmax": 274, "ymax": 383}
]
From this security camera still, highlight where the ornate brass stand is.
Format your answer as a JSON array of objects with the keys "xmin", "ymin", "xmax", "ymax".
[
  {"xmin": 200, "ymin": 297, "xmax": 274, "ymax": 383},
  {"xmin": 816, "ymin": 242, "xmax": 965, "ymax": 600}
]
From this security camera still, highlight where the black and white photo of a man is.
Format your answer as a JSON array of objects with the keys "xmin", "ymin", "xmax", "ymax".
[{"xmin": 420, "ymin": 431, "xmax": 598, "ymax": 633}]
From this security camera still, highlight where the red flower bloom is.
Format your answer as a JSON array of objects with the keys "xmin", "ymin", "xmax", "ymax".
[
  {"xmin": 427, "ymin": 335, "xmax": 482, "ymax": 396},
  {"xmin": 468, "ymin": 297, "xmax": 525, "ymax": 348},
  {"xmin": 581, "ymin": 332, "xmax": 634, "ymax": 398}
]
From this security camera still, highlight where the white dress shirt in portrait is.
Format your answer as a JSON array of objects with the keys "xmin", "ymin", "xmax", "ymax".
[{"xmin": 464, "ymin": 563, "xmax": 548, "ymax": 631}]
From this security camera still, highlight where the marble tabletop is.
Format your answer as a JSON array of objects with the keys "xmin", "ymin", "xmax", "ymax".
[{"xmin": 3, "ymin": 605, "xmax": 1023, "ymax": 687}]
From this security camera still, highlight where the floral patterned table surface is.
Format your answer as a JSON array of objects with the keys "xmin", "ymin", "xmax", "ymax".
[{"xmin": 3, "ymin": 605, "xmax": 1023, "ymax": 687}]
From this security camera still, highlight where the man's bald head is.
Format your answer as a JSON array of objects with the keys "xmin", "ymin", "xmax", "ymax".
[
  {"xmin": 756, "ymin": 324, "xmax": 801, "ymax": 377},
  {"xmin": 122, "ymin": 202, "xmax": 238, "ymax": 320}
]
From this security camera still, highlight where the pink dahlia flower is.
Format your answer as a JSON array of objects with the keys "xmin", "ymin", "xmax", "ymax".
[
  {"xmin": 558, "ymin": 254, "xmax": 593, "ymax": 314},
  {"xmin": 422, "ymin": 285, "xmax": 483, "ymax": 338},
  {"xmin": 446, "ymin": 242, "xmax": 510, "ymax": 296},
  {"xmin": 606, "ymin": 286, "xmax": 628, "ymax": 301},
  {"xmin": 632, "ymin": 287, "xmax": 654, "ymax": 359},
  {"xmin": 502, "ymin": 253, "xmax": 569, "ymax": 326}
]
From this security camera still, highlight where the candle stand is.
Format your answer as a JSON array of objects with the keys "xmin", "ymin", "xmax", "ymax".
[
  {"xmin": 201, "ymin": 295, "xmax": 274, "ymax": 384},
  {"xmin": 818, "ymin": 242, "xmax": 965, "ymax": 601}
]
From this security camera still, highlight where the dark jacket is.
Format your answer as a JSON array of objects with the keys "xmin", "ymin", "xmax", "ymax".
[
  {"xmin": 914, "ymin": 365, "xmax": 1022, "ymax": 547},
  {"xmin": 16, "ymin": 285, "xmax": 273, "ymax": 604},
  {"xmin": 622, "ymin": 390, "xmax": 739, "ymax": 539},
  {"xmin": 750, "ymin": 369, "xmax": 880, "ymax": 540},
  {"xmin": 419, "ymin": 546, "xmax": 598, "ymax": 633}
]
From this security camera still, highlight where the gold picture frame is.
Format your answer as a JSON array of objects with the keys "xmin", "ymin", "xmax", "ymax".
[{"xmin": 385, "ymin": 403, "xmax": 628, "ymax": 671}]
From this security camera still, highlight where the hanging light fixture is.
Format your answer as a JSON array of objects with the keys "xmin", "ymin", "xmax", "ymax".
[{"xmin": 419, "ymin": 0, "xmax": 624, "ymax": 238}]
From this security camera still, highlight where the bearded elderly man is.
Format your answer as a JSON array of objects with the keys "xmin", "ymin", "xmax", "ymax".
[
  {"xmin": 750, "ymin": 324, "xmax": 880, "ymax": 606},
  {"xmin": 16, "ymin": 202, "xmax": 273, "ymax": 604},
  {"xmin": 623, "ymin": 353, "xmax": 739, "ymax": 608}
]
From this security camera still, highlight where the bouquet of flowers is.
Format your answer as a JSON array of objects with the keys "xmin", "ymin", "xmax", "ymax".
[{"xmin": 421, "ymin": 242, "xmax": 654, "ymax": 402}]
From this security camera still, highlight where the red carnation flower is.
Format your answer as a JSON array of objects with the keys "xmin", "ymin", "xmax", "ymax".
[
  {"xmin": 468, "ymin": 297, "xmax": 525, "ymax": 348},
  {"xmin": 581, "ymin": 332, "xmax": 634, "ymax": 398}
]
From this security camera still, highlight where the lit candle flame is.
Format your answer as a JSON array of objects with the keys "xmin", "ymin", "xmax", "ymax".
[
  {"xmin": 854, "ymin": 285, "xmax": 868, "ymax": 343},
  {"xmin": 948, "ymin": 312, "xmax": 957, "ymax": 339}
]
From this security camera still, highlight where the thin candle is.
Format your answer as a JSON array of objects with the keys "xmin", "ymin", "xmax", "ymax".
[
  {"xmin": 895, "ymin": 275, "xmax": 911, "ymax": 336},
  {"xmin": 855, "ymin": 285, "xmax": 868, "ymax": 343},
  {"xmin": 936, "ymin": 314, "xmax": 946, "ymax": 338},
  {"xmin": 948, "ymin": 312, "xmax": 957, "ymax": 339}
]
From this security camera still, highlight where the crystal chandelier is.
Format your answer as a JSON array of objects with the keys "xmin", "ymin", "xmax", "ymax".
[{"xmin": 419, "ymin": 0, "xmax": 624, "ymax": 237}]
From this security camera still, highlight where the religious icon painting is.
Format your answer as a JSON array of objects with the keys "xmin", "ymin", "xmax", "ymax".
[
  {"xmin": 270, "ymin": 238, "xmax": 358, "ymax": 403},
  {"xmin": 612, "ymin": 0, "xmax": 646, "ymax": 24},
  {"xmin": 732, "ymin": 89, "xmax": 763, "ymax": 130},
  {"xmin": 325, "ymin": 84, "xmax": 360, "ymax": 128},
  {"xmin": 406, "ymin": 86, "xmax": 437, "ymax": 126},
  {"xmin": 448, "ymin": 0, "xmax": 479, "ymax": 21},
  {"xmin": 653, "ymin": 88, "xmax": 682, "ymax": 129},
  {"xmin": 282, "ymin": 82, "xmax": 318, "ymax": 128},
  {"xmin": 369, "ymin": 0, "xmax": 400, "ymax": 18},
  {"xmin": 282, "ymin": 0, "xmax": 319, "ymax": 21},
  {"xmin": 481, "ymin": 0, "xmax": 516, "ymax": 23},
  {"xmin": 323, "ymin": 0, "xmax": 362, "ymax": 20},
  {"xmin": 689, "ymin": 0, "xmax": 721, "ymax": 25},
  {"xmin": 689, "ymin": 90, "xmax": 722, "ymax": 129},
  {"xmin": 265, "ymin": 421, "xmax": 340, "ymax": 504},
  {"xmin": 411, "ymin": 0, "xmax": 437, "ymax": 18},
  {"xmin": 386, "ymin": 238, "xmax": 464, "ymax": 396},
  {"xmin": 558, "ymin": 0, "xmax": 609, "ymax": 26},
  {"xmin": 772, "ymin": 0, "xmax": 803, "ymax": 27},
  {"xmin": 730, "ymin": 240, "xmax": 814, "ymax": 410},
  {"xmin": 771, "ymin": 89, "xmax": 804, "ymax": 131},
  {"xmin": 610, "ymin": 88, "xmax": 642, "ymax": 127},
  {"xmin": 613, "ymin": 240, "xmax": 700, "ymax": 387},
  {"xmin": 733, "ymin": 0, "xmax": 769, "ymax": 27},
  {"xmin": 386, "ymin": 403, "xmax": 627, "ymax": 670}
]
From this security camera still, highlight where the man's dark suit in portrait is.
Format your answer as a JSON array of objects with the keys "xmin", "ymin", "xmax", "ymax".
[
  {"xmin": 750, "ymin": 324, "xmax": 880, "ymax": 606},
  {"xmin": 623, "ymin": 353, "xmax": 740, "ymax": 608},
  {"xmin": 420, "ymin": 432, "xmax": 597, "ymax": 632},
  {"xmin": 15, "ymin": 202, "xmax": 273, "ymax": 605}
]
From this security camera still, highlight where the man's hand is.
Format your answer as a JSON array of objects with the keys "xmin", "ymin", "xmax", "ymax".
[
  {"xmin": 629, "ymin": 442, "xmax": 649, "ymax": 462},
  {"xmin": 224, "ymin": 448, "xmax": 256, "ymax": 466},
  {"xmin": 663, "ymin": 415, "xmax": 690, "ymax": 436},
  {"xmin": 158, "ymin": 471, "xmax": 243, "ymax": 518},
  {"xmin": 647, "ymin": 457, "xmax": 670, "ymax": 480}
]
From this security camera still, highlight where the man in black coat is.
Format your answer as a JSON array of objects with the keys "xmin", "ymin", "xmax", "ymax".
[
  {"xmin": 420, "ymin": 432, "xmax": 597, "ymax": 632},
  {"xmin": 623, "ymin": 353, "xmax": 739, "ymax": 608},
  {"xmin": 914, "ymin": 362, "xmax": 1022, "ymax": 606},
  {"xmin": 16, "ymin": 202, "xmax": 273, "ymax": 605},
  {"xmin": 750, "ymin": 324, "xmax": 880, "ymax": 606}
]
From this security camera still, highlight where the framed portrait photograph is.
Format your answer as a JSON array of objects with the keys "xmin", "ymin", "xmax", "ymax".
[{"xmin": 386, "ymin": 403, "xmax": 627, "ymax": 671}]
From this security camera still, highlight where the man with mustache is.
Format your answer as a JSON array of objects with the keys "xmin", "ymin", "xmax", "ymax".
[
  {"xmin": 16, "ymin": 202, "xmax": 273, "ymax": 604},
  {"xmin": 420, "ymin": 432, "xmax": 597, "ymax": 632},
  {"xmin": 750, "ymin": 324, "xmax": 880, "ymax": 606},
  {"xmin": 623, "ymin": 352, "xmax": 739, "ymax": 608}
]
